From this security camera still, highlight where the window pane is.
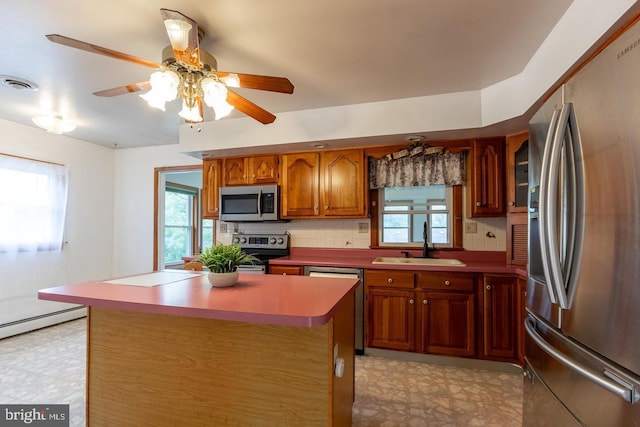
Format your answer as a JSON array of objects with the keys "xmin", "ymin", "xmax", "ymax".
[
  {"xmin": 202, "ymin": 219, "xmax": 214, "ymax": 248},
  {"xmin": 165, "ymin": 192, "xmax": 191, "ymax": 226},
  {"xmin": 164, "ymin": 189, "xmax": 194, "ymax": 264},
  {"xmin": 383, "ymin": 213, "xmax": 409, "ymax": 228},
  {"xmin": 165, "ymin": 226, "xmax": 189, "ymax": 264}
]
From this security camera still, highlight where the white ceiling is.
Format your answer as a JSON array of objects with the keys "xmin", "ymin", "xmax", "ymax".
[{"xmin": 0, "ymin": 0, "xmax": 573, "ymax": 149}]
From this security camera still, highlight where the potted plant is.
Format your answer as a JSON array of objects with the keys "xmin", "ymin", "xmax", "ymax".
[{"xmin": 199, "ymin": 242, "xmax": 260, "ymax": 287}]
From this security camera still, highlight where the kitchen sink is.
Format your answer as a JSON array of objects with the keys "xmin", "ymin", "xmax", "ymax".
[{"xmin": 371, "ymin": 257, "xmax": 466, "ymax": 266}]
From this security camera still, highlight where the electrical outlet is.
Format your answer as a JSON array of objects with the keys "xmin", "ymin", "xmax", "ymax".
[
  {"xmin": 220, "ymin": 223, "xmax": 228, "ymax": 233},
  {"xmin": 465, "ymin": 222, "xmax": 477, "ymax": 234},
  {"xmin": 358, "ymin": 222, "xmax": 369, "ymax": 233}
]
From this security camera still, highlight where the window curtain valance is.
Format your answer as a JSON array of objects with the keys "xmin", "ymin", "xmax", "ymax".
[{"xmin": 369, "ymin": 150, "xmax": 465, "ymax": 189}]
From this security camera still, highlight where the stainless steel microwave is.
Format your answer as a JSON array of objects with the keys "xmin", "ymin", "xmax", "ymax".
[{"xmin": 219, "ymin": 184, "xmax": 280, "ymax": 222}]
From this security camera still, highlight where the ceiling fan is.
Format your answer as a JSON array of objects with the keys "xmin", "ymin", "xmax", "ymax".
[{"xmin": 46, "ymin": 8, "xmax": 294, "ymax": 124}]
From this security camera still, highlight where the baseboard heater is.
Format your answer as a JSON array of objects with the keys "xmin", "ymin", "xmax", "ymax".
[{"xmin": 0, "ymin": 306, "xmax": 87, "ymax": 339}]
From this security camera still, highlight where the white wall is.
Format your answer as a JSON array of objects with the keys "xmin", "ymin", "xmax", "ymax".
[
  {"xmin": 112, "ymin": 144, "xmax": 201, "ymax": 276},
  {"xmin": 0, "ymin": 119, "xmax": 114, "ymax": 335}
]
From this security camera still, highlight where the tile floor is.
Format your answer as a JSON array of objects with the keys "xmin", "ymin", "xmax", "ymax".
[{"xmin": 0, "ymin": 319, "xmax": 523, "ymax": 426}]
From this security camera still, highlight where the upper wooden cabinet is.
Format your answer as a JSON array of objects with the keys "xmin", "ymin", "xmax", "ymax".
[
  {"xmin": 467, "ymin": 138, "xmax": 505, "ymax": 217},
  {"xmin": 281, "ymin": 149, "xmax": 366, "ymax": 218},
  {"xmin": 506, "ymin": 131, "xmax": 529, "ymax": 213},
  {"xmin": 202, "ymin": 159, "xmax": 221, "ymax": 219},
  {"xmin": 222, "ymin": 155, "xmax": 279, "ymax": 186}
]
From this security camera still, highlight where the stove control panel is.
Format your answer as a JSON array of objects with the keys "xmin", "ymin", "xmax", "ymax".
[{"xmin": 232, "ymin": 233, "xmax": 289, "ymax": 250}]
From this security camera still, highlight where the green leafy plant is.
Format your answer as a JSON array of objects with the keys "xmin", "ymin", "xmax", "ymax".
[{"xmin": 199, "ymin": 242, "xmax": 260, "ymax": 273}]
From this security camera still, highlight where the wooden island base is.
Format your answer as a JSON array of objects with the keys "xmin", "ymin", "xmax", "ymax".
[{"xmin": 87, "ymin": 294, "xmax": 354, "ymax": 426}]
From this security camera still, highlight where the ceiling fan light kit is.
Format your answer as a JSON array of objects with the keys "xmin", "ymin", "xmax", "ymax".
[
  {"xmin": 32, "ymin": 115, "xmax": 76, "ymax": 134},
  {"xmin": 45, "ymin": 8, "xmax": 294, "ymax": 126}
]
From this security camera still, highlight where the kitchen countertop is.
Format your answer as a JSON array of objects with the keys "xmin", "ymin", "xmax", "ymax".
[
  {"xmin": 38, "ymin": 270, "xmax": 359, "ymax": 327},
  {"xmin": 269, "ymin": 248, "xmax": 527, "ymax": 276}
]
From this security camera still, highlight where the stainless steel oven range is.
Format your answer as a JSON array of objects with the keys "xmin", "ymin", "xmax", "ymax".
[{"xmin": 233, "ymin": 232, "xmax": 290, "ymax": 275}]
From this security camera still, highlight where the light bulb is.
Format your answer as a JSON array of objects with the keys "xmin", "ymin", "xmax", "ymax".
[
  {"xmin": 164, "ymin": 19, "xmax": 192, "ymax": 51},
  {"xmin": 178, "ymin": 99, "xmax": 203, "ymax": 122},
  {"xmin": 201, "ymin": 78, "xmax": 234, "ymax": 120},
  {"xmin": 221, "ymin": 73, "xmax": 240, "ymax": 88},
  {"xmin": 140, "ymin": 70, "xmax": 180, "ymax": 110}
]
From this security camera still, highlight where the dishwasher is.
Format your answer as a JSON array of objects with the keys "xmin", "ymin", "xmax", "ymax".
[{"xmin": 303, "ymin": 266, "xmax": 364, "ymax": 355}]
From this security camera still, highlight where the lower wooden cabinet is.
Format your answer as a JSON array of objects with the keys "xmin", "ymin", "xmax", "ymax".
[
  {"xmin": 481, "ymin": 275, "xmax": 518, "ymax": 361},
  {"xmin": 417, "ymin": 291, "xmax": 475, "ymax": 357},
  {"xmin": 268, "ymin": 265, "xmax": 302, "ymax": 275},
  {"xmin": 366, "ymin": 288, "xmax": 415, "ymax": 351},
  {"xmin": 366, "ymin": 269, "xmax": 521, "ymax": 364}
]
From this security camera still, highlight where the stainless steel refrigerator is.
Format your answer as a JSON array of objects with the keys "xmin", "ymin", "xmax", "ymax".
[{"xmin": 524, "ymin": 19, "xmax": 640, "ymax": 426}]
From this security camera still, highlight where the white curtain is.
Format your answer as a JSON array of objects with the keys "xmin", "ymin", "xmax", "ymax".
[{"xmin": 0, "ymin": 154, "xmax": 69, "ymax": 253}]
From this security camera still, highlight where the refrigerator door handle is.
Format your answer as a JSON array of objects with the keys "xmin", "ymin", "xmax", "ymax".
[
  {"xmin": 525, "ymin": 317, "xmax": 640, "ymax": 404},
  {"xmin": 543, "ymin": 102, "xmax": 584, "ymax": 309},
  {"xmin": 539, "ymin": 107, "xmax": 562, "ymax": 304}
]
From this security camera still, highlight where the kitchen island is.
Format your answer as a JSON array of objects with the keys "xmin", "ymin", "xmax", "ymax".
[{"xmin": 38, "ymin": 271, "xmax": 358, "ymax": 427}]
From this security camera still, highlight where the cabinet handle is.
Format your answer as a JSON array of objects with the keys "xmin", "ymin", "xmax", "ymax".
[
  {"xmin": 409, "ymin": 299, "xmax": 414, "ymax": 304},
  {"xmin": 508, "ymin": 201, "xmax": 515, "ymax": 206},
  {"xmin": 444, "ymin": 280, "xmax": 451, "ymax": 286},
  {"xmin": 387, "ymin": 278, "xmax": 393, "ymax": 283},
  {"xmin": 486, "ymin": 284, "xmax": 492, "ymax": 290},
  {"xmin": 423, "ymin": 299, "xmax": 428, "ymax": 304},
  {"xmin": 324, "ymin": 205, "xmax": 329, "ymax": 209},
  {"xmin": 476, "ymin": 202, "xmax": 482, "ymax": 207}
]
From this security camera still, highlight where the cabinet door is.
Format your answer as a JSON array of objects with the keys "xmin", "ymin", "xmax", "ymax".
[
  {"xmin": 366, "ymin": 288, "xmax": 415, "ymax": 351},
  {"xmin": 321, "ymin": 149, "xmax": 366, "ymax": 217},
  {"xmin": 250, "ymin": 155, "xmax": 279, "ymax": 184},
  {"xmin": 468, "ymin": 138, "xmax": 505, "ymax": 217},
  {"xmin": 417, "ymin": 290, "xmax": 475, "ymax": 357},
  {"xmin": 269, "ymin": 265, "xmax": 302, "ymax": 275},
  {"xmin": 517, "ymin": 276, "xmax": 527, "ymax": 366},
  {"xmin": 202, "ymin": 159, "xmax": 221, "ymax": 219},
  {"xmin": 506, "ymin": 131, "xmax": 529, "ymax": 213},
  {"xmin": 222, "ymin": 158, "xmax": 249, "ymax": 186},
  {"xmin": 482, "ymin": 275, "xmax": 518, "ymax": 361},
  {"xmin": 281, "ymin": 153, "xmax": 320, "ymax": 218}
]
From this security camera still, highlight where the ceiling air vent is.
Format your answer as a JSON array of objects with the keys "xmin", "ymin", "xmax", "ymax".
[{"xmin": 0, "ymin": 75, "xmax": 39, "ymax": 91}]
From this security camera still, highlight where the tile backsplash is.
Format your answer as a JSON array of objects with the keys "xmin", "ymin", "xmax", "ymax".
[{"xmin": 217, "ymin": 217, "xmax": 506, "ymax": 251}]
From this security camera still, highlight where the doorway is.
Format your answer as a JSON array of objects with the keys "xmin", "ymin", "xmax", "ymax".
[{"xmin": 154, "ymin": 165, "xmax": 214, "ymax": 270}]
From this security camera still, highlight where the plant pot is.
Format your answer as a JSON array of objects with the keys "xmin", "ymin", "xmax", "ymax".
[{"xmin": 207, "ymin": 271, "xmax": 239, "ymax": 288}]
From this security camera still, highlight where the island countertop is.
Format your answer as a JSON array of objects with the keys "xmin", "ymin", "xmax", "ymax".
[{"xmin": 38, "ymin": 271, "xmax": 359, "ymax": 327}]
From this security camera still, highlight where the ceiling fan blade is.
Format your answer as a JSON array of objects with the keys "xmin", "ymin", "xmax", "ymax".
[
  {"xmin": 226, "ymin": 90, "xmax": 276, "ymax": 124},
  {"xmin": 46, "ymin": 34, "xmax": 160, "ymax": 69},
  {"xmin": 93, "ymin": 82, "xmax": 151, "ymax": 97},
  {"xmin": 160, "ymin": 8, "xmax": 201, "ymax": 69},
  {"xmin": 217, "ymin": 72, "xmax": 294, "ymax": 94}
]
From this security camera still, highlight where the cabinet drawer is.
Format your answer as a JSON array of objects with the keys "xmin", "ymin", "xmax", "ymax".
[
  {"xmin": 365, "ymin": 270, "xmax": 415, "ymax": 289},
  {"xmin": 417, "ymin": 272, "xmax": 475, "ymax": 292}
]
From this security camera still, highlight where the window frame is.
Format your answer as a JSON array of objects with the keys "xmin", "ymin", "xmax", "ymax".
[
  {"xmin": 370, "ymin": 186, "xmax": 463, "ymax": 250},
  {"xmin": 163, "ymin": 182, "xmax": 200, "ymax": 267}
]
